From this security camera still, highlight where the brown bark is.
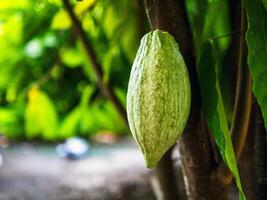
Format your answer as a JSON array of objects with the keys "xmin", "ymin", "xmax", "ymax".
[
  {"xmin": 179, "ymin": 113, "xmax": 228, "ymax": 200},
  {"xmin": 144, "ymin": 0, "xmax": 228, "ymax": 199},
  {"xmin": 255, "ymin": 105, "xmax": 267, "ymax": 200},
  {"xmin": 150, "ymin": 148, "xmax": 180, "ymax": 200}
]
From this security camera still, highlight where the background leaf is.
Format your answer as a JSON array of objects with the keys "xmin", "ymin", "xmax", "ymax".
[
  {"xmin": 186, "ymin": 0, "xmax": 230, "ymax": 54},
  {"xmin": 198, "ymin": 41, "xmax": 246, "ymax": 200},
  {"xmin": 262, "ymin": 0, "xmax": 267, "ymax": 10},
  {"xmin": 25, "ymin": 88, "xmax": 59, "ymax": 140},
  {"xmin": 0, "ymin": 106, "xmax": 24, "ymax": 139}
]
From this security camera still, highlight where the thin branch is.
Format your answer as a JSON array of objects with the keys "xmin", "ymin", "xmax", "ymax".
[
  {"xmin": 230, "ymin": 7, "xmax": 251, "ymax": 162},
  {"xmin": 216, "ymin": 4, "xmax": 252, "ymax": 185},
  {"xmin": 62, "ymin": 0, "xmax": 128, "ymax": 125}
]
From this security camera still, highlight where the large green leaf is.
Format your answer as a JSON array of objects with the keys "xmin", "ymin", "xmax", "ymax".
[
  {"xmin": 244, "ymin": 0, "xmax": 267, "ymax": 129},
  {"xmin": 198, "ymin": 41, "xmax": 246, "ymax": 200}
]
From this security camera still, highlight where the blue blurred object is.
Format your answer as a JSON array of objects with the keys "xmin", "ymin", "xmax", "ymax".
[{"xmin": 56, "ymin": 137, "xmax": 90, "ymax": 159}]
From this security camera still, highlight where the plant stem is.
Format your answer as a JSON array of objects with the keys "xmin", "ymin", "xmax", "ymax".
[
  {"xmin": 230, "ymin": 4, "xmax": 251, "ymax": 162},
  {"xmin": 62, "ymin": 0, "xmax": 128, "ymax": 125},
  {"xmin": 238, "ymin": 103, "xmax": 256, "ymax": 199}
]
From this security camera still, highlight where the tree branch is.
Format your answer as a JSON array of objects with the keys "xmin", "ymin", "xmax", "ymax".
[
  {"xmin": 216, "ymin": 4, "xmax": 252, "ymax": 185},
  {"xmin": 62, "ymin": 0, "xmax": 128, "ymax": 125}
]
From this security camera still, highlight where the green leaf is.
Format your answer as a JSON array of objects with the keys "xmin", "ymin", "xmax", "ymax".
[
  {"xmin": 51, "ymin": 10, "xmax": 71, "ymax": 30},
  {"xmin": 59, "ymin": 107, "xmax": 81, "ymax": 138},
  {"xmin": 25, "ymin": 88, "xmax": 59, "ymax": 140},
  {"xmin": 262, "ymin": 0, "xmax": 267, "ymax": 10},
  {"xmin": 198, "ymin": 41, "xmax": 246, "ymax": 200},
  {"xmin": 61, "ymin": 48, "xmax": 83, "ymax": 67},
  {"xmin": 244, "ymin": 0, "xmax": 267, "ymax": 129},
  {"xmin": 0, "ymin": 0, "xmax": 29, "ymax": 10},
  {"xmin": 75, "ymin": 0, "xmax": 97, "ymax": 16},
  {"xmin": 59, "ymin": 85, "xmax": 94, "ymax": 137},
  {"xmin": 186, "ymin": 0, "xmax": 230, "ymax": 53},
  {"xmin": 0, "ymin": 107, "xmax": 23, "ymax": 139},
  {"xmin": 51, "ymin": 0, "xmax": 97, "ymax": 30}
]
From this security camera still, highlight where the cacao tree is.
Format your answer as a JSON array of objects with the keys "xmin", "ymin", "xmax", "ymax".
[{"xmin": 1, "ymin": 0, "xmax": 267, "ymax": 199}]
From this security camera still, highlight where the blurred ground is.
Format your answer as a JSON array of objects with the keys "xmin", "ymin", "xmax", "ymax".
[{"xmin": 0, "ymin": 140, "xmax": 156, "ymax": 200}]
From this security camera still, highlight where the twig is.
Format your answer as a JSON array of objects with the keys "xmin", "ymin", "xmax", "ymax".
[{"xmin": 62, "ymin": 0, "xmax": 128, "ymax": 125}]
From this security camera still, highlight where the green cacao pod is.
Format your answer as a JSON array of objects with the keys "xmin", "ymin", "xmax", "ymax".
[{"xmin": 126, "ymin": 30, "xmax": 191, "ymax": 168}]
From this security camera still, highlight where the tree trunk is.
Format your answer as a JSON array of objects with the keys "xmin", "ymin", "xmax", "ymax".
[
  {"xmin": 144, "ymin": 0, "xmax": 228, "ymax": 199},
  {"xmin": 255, "ymin": 104, "xmax": 267, "ymax": 200},
  {"xmin": 150, "ymin": 148, "xmax": 180, "ymax": 200},
  {"xmin": 178, "ymin": 113, "xmax": 228, "ymax": 200}
]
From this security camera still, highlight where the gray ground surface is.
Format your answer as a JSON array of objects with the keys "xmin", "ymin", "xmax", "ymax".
[{"xmin": 0, "ymin": 140, "xmax": 156, "ymax": 200}]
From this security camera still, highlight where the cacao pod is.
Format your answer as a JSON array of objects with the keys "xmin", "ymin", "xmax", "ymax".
[{"xmin": 126, "ymin": 30, "xmax": 191, "ymax": 168}]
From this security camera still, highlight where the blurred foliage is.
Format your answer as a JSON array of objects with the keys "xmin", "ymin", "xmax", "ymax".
[
  {"xmin": 0, "ymin": 0, "xmax": 144, "ymax": 141},
  {"xmin": 0, "ymin": 0, "xmax": 236, "ymax": 141}
]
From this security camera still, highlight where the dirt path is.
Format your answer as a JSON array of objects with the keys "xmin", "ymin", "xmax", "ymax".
[{"xmin": 0, "ymin": 141, "xmax": 155, "ymax": 200}]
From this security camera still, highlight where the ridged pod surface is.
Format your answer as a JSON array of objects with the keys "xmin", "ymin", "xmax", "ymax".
[{"xmin": 127, "ymin": 30, "xmax": 191, "ymax": 168}]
